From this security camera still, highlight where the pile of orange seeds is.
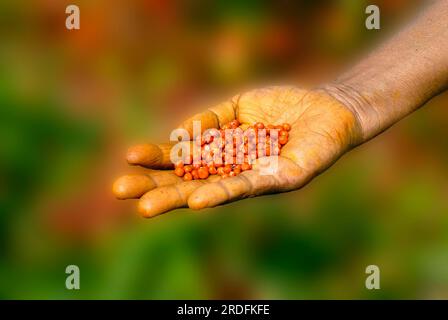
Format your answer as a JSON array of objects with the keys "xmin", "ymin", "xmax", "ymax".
[{"xmin": 174, "ymin": 120, "xmax": 290, "ymax": 180}]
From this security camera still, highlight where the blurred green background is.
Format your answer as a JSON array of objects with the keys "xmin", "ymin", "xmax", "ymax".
[{"xmin": 1, "ymin": 0, "xmax": 448, "ymax": 299}]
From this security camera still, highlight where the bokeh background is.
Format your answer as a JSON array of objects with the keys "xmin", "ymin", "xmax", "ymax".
[{"xmin": 1, "ymin": 0, "xmax": 448, "ymax": 299}]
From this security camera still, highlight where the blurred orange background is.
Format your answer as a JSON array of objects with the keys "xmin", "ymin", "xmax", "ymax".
[{"xmin": 1, "ymin": 0, "xmax": 448, "ymax": 299}]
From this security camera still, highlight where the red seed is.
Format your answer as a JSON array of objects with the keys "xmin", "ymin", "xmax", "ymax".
[
  {"xmin": 279, "ymin": 135, "xmax": 288, "ymax": 145},
  {"xmin": 229, "ymin": 120, "xmax": 240, "ymax": 129},
  {"xmin": 181, "ymin": 121, "xmax": 290, "ymax": 179},
  {"xmin": 174, "ymin": 167, "xmax": 185, "ymax": 177},
  {"xmin": 175, "ymin": 161, "xmax": 184, "ymax": 168},
  {"xmin": 208, "ymin": 166, "xmax": 218, "ymax": 175},
  {"xmin": 198, "ymin": 167, "xmax": 209, "ymax": 179},
  {"xmin": 279, "ymin": 130, "xmax": 289, "ymax": 138},
  {"xmin": 224, "ymin": 164, "xmax": 232, "ymax": 174},
  {"xmin": 282, "ymin": 123, "xmax": 291, "ymax": 131}
]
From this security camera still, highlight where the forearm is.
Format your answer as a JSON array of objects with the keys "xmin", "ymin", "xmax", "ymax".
[{"xmin": 322, "ymin": 0, "xmax": 448, "ymax": 142}]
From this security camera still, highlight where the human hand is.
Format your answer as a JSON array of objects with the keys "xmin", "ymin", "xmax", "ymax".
[{"xmin": 113, "ymin": 86, "xmax": 362, "ymax": 218}]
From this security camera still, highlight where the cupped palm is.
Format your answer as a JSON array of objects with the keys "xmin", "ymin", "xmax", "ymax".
[{"xmin": 113, "ymin": 86, "xmax": 361, "ymax": 217}]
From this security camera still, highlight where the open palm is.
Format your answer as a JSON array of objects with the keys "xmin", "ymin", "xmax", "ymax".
[{"xmin": 113, "ymin": 86, "xmax": 361, "ymax": 217}]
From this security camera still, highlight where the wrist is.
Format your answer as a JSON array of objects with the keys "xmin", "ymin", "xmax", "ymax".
[{"xmin": 318, "ymin": 82, "xmax": 384, "ymax": 143}]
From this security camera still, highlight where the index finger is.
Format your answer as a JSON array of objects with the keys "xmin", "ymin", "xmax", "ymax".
[
  {"xmin": 126, "ymin": 96, "xmax": 239, "ymax": 169},
  {"xmin": 178, "ymin": 96, "xmax": 238, "ymax": 137}
]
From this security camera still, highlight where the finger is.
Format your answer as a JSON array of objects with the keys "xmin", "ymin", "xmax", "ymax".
[
  {"xmin": 127, "ymin": 141, "xmax": 195, "ymax": 169},
  {"xmin": 126, "ymin": 143, "xmax": 174, "ymax": 169},
  {"xmin": 112, "ymin": 171, "xmax": 183, "ymax": 199},
  {"xmin": 138, "ymin": 175, "xmax": 221, "ymax": 218},
  {"xmin": 188, "ymin": 157, "xmax": 309, "ymax": 210},
  {"xmin": 127, "ymin": 96, "xmax": 238, "ymax": 169},
  {"xmin": 178, "ymin": 96, "xmax": 238, "ymax": 136}
]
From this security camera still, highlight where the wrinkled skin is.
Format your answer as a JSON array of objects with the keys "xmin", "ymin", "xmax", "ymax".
[{"xmin": 113, "ymin": 86, "xmax": 362, "ymax": 218}]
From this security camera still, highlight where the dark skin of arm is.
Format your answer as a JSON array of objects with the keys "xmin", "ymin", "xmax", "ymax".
[{"xmin": 113, "ymin": 1, "xmax": 448, "ymax": 218}]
